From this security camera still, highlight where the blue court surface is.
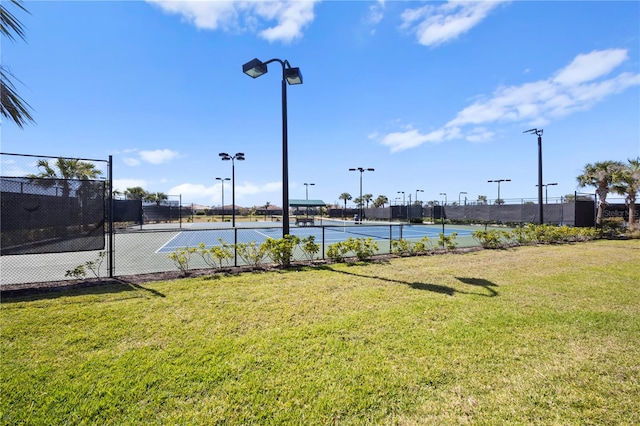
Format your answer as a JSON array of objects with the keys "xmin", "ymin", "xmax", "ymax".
[{"xmin": 156, "ymin": 222, "xmax": 474, "ymax": 253}]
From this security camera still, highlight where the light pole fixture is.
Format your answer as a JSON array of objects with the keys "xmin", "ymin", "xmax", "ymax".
[
  {"xmin": 459, "ymin": 191, "xmax": 467, "ymax": 205},
  {"xmin": 219, "ymin": 152, "xmax": 245, "ymax": 227},
  {"xmin": 243, "ymin": 57, "xmax": 303, "ymax": 237},
  {"xmin": 536, "ymin": 182, "xmax": 558, "ymax": 204},
  {"xmin": 439, "ymin": 192, "xmax": 447, "ymax": 205},
  {"xmin": 304, "ymin": 182, "xmax": 315, "ymax": 200},
  {"xmin": 397, "ymin": 191, "xmax": 406, "ymax": 219},
  {"xmin": 525, "ymin": 128, "xmax": 544, "ymax": 224},
  {"xmin": 415, "ymin": 189, "xmax": 424, "ymax": 218},
  {"xmin": 350, "ymin": 167, "xmax": 374, "ymax": 222},
  {"xmin": 215, "ymin": 177, "xmax": 230, "ymax": 222},
  {"xmin": 488, "ymin": 179, "xmax": 510, "ymax": 205},
  {"xmin": 304, "ymin": 182, "xmax": 315, "ymax": 217}
]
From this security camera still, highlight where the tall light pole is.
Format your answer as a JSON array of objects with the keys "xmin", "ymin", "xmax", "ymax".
[
  {"xmin": 459, "ymin": 191, "xmax": 467, "ymax": 205},
  {"xmin": 439, "ymin": 192, "xmax": 447, "ymax": 205},
  {"xmin": 243, "ymin": 57, "xmax": 303, "ymax": 237},
  {"xmin": 488, "ymin": 179, "xmax": 510, "ymax": 205},
  {"xmin": 304, "ymin": 182, "xmax": 315, "ymax": 200},
  {"xmin": 397, "ymin": 191, "xmax": 405, "ymax": 219},
  {"xmin": 304, "ymin": 182, "xmax": 315, "ymax": 217},
  {"xmin": 215, "ymin": 177, "xmax": 230, "ymax": 222},
  {"xmin": 219, "ymin": 152, "xmax": 245, "ymax": 227},
  {"xmin": 536, "ymin": 182, "xmax": 558, "ymax": 204},
  {"xmin": 415, "ymin": 189, "xmax": 424, "ymax": 219},
  {"xmin": 350, "ymin": 167, "xmax": 374, "ymax": 222},
  {"xmin": 525, "ymin": 128, "xmax": 544, "ymax": 224}
]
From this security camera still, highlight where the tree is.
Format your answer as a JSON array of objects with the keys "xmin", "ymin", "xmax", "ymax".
[
  {"xmin": 264, "ymin": 201, "xmax": 271, "ymax": 219},
  {"xmin": 477, "ymin": 195, "xmax": 488, "ymax": 205},
  {"xmin": 612, "ymin": 157, "xmax": 640, "ymax": 231},
  {"xmin": 1, "ymin": 0, "xmax": 34, "ymax": 128},
  {"xmin": 124, "ymin": 186, "xmax": 148, "ymax": 200},
  {"xmin": 27, "ymin": 158, "xmax": 103, "ymax": 198},
  {"xmin": 577, "ymin": 161, "xmax": 625, "ymax": 226},
  {"xmin": 373, "ymin": 195, "xmax": 388, "ymax": 208},
  {"xmin": 146, "ymin": 192, "xmax": 168, "ymax": 205},
  {"xmin": 363, "ymin": 193, "xmax": 373, "ymax": 208},
  {"xmin": 339, "ymin": 193, "xmax": 352, "ymax": 219}
]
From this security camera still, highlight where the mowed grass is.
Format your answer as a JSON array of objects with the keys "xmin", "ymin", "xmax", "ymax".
[{"xmin": 1, "ymin": 240, "xmax": 639, "ymax": 425}]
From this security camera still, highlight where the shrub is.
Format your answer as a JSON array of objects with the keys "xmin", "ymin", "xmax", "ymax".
[
  {"xmin": 412, "ymin": 236, "xmax": 434, "ymax": 254},
  {"xmin": 65, "ymin": 252, "xmax": 106, "ymax": 281},
  {"xmin": 168, "ymin": 246, "xmax": 197, "ymax": 276},
  {"xmin": 263, "ymin": 235, "xmax": 301, "ymax": 267},
  {"xmin": 472, "ymin": 230, "xmax": 508, "ymax": 249},
  {"xmin": 197, "ymin": 240, "xmax": 234, "ymax": 269},
  {"xmin": 391, "ymin": 239, "xmax": 413, "ymax": 256},
  {"xmin": 300, "ymin": 236, "xmax": 320, "ymax": 261},
  {"xmin": 327, "ymin": 237, "xmax": 378, "ymax": 262},
  {"xmin": 235, "ymin": 241, "xmax": 269, "ymax": 267},
  {"xmin": 438, "ymin": 232, "xmax": 458, "ymax": 250}
]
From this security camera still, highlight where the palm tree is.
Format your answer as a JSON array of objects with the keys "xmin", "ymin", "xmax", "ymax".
[
  {"xmin": 477, "ymin": 195, "xmax": 488, "ymax": 205},
  {"xmin": 124, "ymin": 186, "xmax": 148, "ymax": 200},
  {"xmin": 363, "ymin": 194, "xmax": 373, "ymax": 208},
  {"xmin": 577, "ymin": 161, "xmax": 625, "ymax": 226},
  {"xmin": 612, "ymin": 157, "xmax": 640, "ymax": 231},
  {"xmin": 264, "ymin": 201, "xmax": 271, "ymax": 220},
  {"xmin": 373, "ymin": 195, "xmax": 388, "ymax": 208},
  {"xmin": 339, "ymin": 192, "xmax": 352, "ymax": 219},
  {"xmin": 1, "ymin": 0, "xmax": 34, "ymax": 128},
  {"xmin": 27, "ymin": 158, "xmax": 103, "ymax": 198}
]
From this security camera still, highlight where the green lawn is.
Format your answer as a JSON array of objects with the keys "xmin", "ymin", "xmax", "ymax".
[{"xmin": 2, "ymin": 240, "xmax": 639, "ymax": 425}]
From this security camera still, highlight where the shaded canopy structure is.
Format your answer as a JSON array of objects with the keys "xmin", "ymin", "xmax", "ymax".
[{"xmin": 289, "ymin": 199, "xmax": 326, "ymax": 209}]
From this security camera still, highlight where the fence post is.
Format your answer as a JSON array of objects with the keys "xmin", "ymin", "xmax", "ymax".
[{"xmin": 234, "ymin": 228, "xmax": 238, "ymax": 267}]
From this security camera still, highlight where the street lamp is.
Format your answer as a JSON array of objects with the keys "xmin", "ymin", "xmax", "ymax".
[
  {"xmin": 459, "ymin": 191, "xmax": 467, "ymax": 205},
  {"xmin": 304, "ymin": 182, "xmax": 315, "ymax": 217},
  {"xmin": 439, "ymin": 192, "xmax": 447, "ymax": 205},
  {"xmin": 215, "ymin": 177, "xmax": 230, "ymax": 222},
  {"xmin": 243, "ymin": 57, "xmax": 303, "ymax": 237},
  {"xmin": 349, "ymin": 167, "xmax": 374, "ymax": 222},
  {"xmin": 536, "ymin": 182, "xmax": 558, "ymax": 204},
  {"xmin": 415, "ymin": 189, "xmax": 424, "ymax": 210},
  {"xmin": 525, "ymin": 128, "xmax": 544, "ymax": 224},
  {"xmin": 397, "ymin": 191, "xmax": 405, "ymax": 219},
  {"xmin": 219, "ymin": 152, "xmax": 245, "ymax": 227},
  {"xmin": 304, "ymin": 182, "xmax": 315, "ymax": 200},
  {"xmin": 488, "ymin": 179, "xmax": 510, "ymax": 205}
]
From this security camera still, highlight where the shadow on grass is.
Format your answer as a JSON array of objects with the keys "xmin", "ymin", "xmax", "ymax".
[
  {"xmin": 0, "ymin": 280, "xmax": 166, "ymax": 303},
  {"xmin": 321, "ymin": 266, "xmax": 498, "ymax": 297}
]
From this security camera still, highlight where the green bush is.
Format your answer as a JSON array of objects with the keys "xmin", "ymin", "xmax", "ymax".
[
  {"xmin": 168, "ymin": 246, "xmax": 197, "ymax": 275},
  {"xmin": 472, "ymin": 230, "xmax": 508, "ymax": 249},
  {"xmin": 263, "ymin": 235, "xmax": 301, "ymax": 267},
  {"xmin": 197, "ymin": 240, "xmax": 234, "ymax": 269},
  {"xmin": 300, "ymin": 236, "xmax": 320, "ymax": 261},
  {"xmin": 327, "ymin": 237, "xmax": 378, "ymax": 262},
  {"xmin": 235, "ymin": 241, "xmax": 269, "ymax": 267},
  {"xmin": 438, "ymin": 232, "xmax": 458, "ymax": 250},
  {"xmin": 391, "ymin": 239, "xmax": 413, "ymax": 256}
]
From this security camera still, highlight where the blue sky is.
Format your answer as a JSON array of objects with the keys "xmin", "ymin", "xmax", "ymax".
[{"xmin": 2, "ymin": 0, "xmax": 639, "ymax": 208}]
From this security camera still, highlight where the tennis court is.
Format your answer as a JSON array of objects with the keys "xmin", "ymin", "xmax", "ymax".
[{"xmin": 156, "ymin": 220, "xmax": 476, "ymax": 253}]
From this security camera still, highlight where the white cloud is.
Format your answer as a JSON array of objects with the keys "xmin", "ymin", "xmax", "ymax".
[
  {"xmin": 377, "ymin": 48, "xmax": 640, "ymax": 152},
  {"xmin": 123, "ymin": 157, "xmax": 141, "ymax": 166},
  {"xmin": 139, "ymin": 149, "xmax": 180, "ymax": 164},
  {"xmin": 368, "ymin": 0, "xmax": 385, "ymax": 25},
  {"xmin": 146, "ymin": 0, "xmax": 320, "ymax": 44},
  {"xmin": 401, "ymin": 0, "xmax": 509, "ymax": 47},
  {"xmin": 167, "ymin": 180, "xmax": 282, "ymax": 206},
  {"xmin": 553, "ymin": 49, "xmax": 629, "ymax": 86},
  {"xmin": 113, "ymin": 178, "xmax": 148, "ymax": 193}
]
